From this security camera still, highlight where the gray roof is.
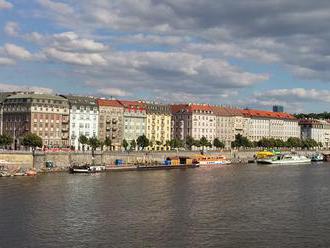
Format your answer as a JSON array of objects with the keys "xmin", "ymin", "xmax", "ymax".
[
  {"xmin": 61, "ymin": 95, "xmax": 97, "ymax": 106},
  {"xmin": 7, "ymin": 93, "xmax": 67, "ymax": 101},
  {"xmin": 0, "ymin": 92, "xmax": 14, "ymax": 103}
]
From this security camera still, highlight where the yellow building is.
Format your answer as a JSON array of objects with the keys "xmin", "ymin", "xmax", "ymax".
[{"xmin": 144, "ymin": 102, "xmax": 171, "ymax": 151}]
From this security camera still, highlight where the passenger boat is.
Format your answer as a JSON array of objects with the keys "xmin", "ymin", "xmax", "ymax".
[
  {"xmin": 310, "ymin": 153, "xmax": 324, "ymax": 162},
  {"xmin": 69, "ymin": 164, "xmax": 106, "ymax": 173},
  {"xmin": 256, "ymin": 150, "xmax": 281, "ymax": 163},
  {"xmin": 194, "ymin": 154, "xmax": 231, "ymax": 166},
  {"xmin": 258, "ymin": 154, "xmax": 311, "ymax": 165}
]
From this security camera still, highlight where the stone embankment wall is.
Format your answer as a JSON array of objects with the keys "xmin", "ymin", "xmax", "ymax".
[{"xmin": 0, "ymin": 149, "xmax": 327, "ymax": 170}]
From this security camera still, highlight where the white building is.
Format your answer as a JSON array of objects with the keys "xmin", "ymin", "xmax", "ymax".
[
  {"xmin": 62, "ymin": 95, "xmax": 99, "ymax": 150},
  {"xmin": 299, "ymin": 119, "xmax": 330, "ymax": 148},
  {"xmin": 242, "ymin": 109, "xmax": 300, "ymax": 142},
  {"xmin": 171, "ymin": 104, "xmax": 216, "ymax": 144}
]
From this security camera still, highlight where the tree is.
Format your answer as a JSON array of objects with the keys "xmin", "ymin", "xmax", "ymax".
[
  {"xmin": 185, "ymin": 136, "xmax": 195, "ymax": 150},
  {"xmin": 78, "ymin": 135, "xmax": 88, "ymax": 151},
  {"xmin": 104, "ymin": 137, "xmax": 112, "ymax": 151},
  {"xmin": 137, "ymin": 135, "xmax": 149, "ymax": 150},
  {"xmin": 199, "ymin": 136, "xmax": 209, "ymax": 148},
  {"xmin": 122, "ymin": 139, "xmax": 129, "ymax": 151},
  {"xmin": 169, "ymin": 138, "xmax": 184, "ymax": 149},
  {"xmin": 0, "ymin": 133, "xmax": 13, "ymax": 148},
  {"xmin": 130, "ymin": 139, "xmax": 137, "ymax": 150},
  {"xmin": 21, "ymin": 133, "xmax": 42, "ymax": 150},
  {"xmin": 231, "ymin": 134, "xmax": 252, "ymax": 148},
  {"xmin": 213, "ymin": 138, "xmax": 225, "ymax": 149},
  {"xmin": 156, "ymin": 141, "xmax": 162, "ymax": 146},
  {"xmin": 286, "ymin": 137, "xmax": 303, "ymax": 148},
  {"xmin": 88, "ymin": 136, "xmax": 100, "ymax": 158}
]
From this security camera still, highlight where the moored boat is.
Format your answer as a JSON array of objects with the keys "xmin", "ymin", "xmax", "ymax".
[
  {"xmin": 310, "ymin": 153, "xmax": 324, "ymax": 162},
  {"xmin": 194, "ymin": 154, "xmax": 231, "ymax": 166},
  {"xmin": 69, "ymin": 164, "xmax": 106, "ymax": 173},
  {"xmin": 258, "ymin": 154, "xmax": 311, "ymax": 165}
]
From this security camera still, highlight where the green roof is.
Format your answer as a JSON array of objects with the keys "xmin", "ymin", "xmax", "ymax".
[{"xmin": 7, "ymin": 93, "xmax": 67, "ymax": 101}]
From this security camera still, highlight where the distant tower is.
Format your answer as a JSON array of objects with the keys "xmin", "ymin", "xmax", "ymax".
[{"xmin": 273, "ymin": 105, "xmax": 284, "ymax": 112}]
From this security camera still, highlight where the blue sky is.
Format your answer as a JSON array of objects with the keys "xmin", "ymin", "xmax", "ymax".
[{"xmin": 1, "ymin": 0, "xmax": 330, "ymax": 113}]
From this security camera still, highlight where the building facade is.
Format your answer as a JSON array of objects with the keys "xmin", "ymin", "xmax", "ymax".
[
  {"xmin": 299, "ymin": 119, "xmax": 330, "ymax": 148},
  {"xmin": 62, "ymin": 95, "xmax": 99, "ymax": 150},
  {"xmin": 171, "ymin": 104, "xmax": 216, "ymax": 144},
  {"xmin": 97, "ymin": 99, "xmax": 124, "ymax": 150},
  {"xmin": 144, "ymin": 102, "xmax": 171, "ymax": 150},
  {"xmin": 212, "ymin": 106, "xmax": 247, "ymax": 148},
  {"xmin": 241, "ymin": 109, "xmax": 300, "ymax": 142},
  {"xmin": 120, "ymin": 100, "xmax": 146, "ymax": 147},
  {"xmin": 3, "ymin": 93, "xmax": 69, "ymax": 147},
  {"xmin": 0, "ymin": 92, "xmax": 12, "ymax": 135}
]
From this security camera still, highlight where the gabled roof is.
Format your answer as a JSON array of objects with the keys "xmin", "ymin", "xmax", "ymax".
[
  {"xmin": 118, "ymin": 100, "xmax": 145, "ymax": 110},
  {"xmin": 170, "ymin": 104, "xmax": 213, "ymax": 114},
  {"xmin": 97, "ymin": 99, "xmax": 123, "ymax": 108},
  {"xmin": 211, "ymin": 106, "xmax": 243, "ymax": 116},
  {"xmin": 241, "ymin": 109, "xmax": 296, "ymax": 120}
]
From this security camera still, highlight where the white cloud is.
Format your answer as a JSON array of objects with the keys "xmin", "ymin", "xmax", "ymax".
[
  {"xmin": 0, "ymin": 57, "xmax": 15, "ymax": 65},
  {"xmin": 0, "ymin": 0, "xmax": 12, "ymax": 10},
  {"xmin": 0, "ymin": 83, "xmax": 54, "ymax": 94},
  {"xmin": 44, "ymin": 47, "xmax": 107, "ymax": 66},
  {"xmin": 37, "ymin": 0, "xmax": 73, "ymax": 15},
  {"xmin": 3, "ymin": 43, "xmax": 32, "ymax": 60},
  {"xmin": 96, "ymin": 87, "xmax": 130, "ymax": 97},
  {"xmin": 4, "ymin": 21, "xmax": 19, "ymax": 36}
]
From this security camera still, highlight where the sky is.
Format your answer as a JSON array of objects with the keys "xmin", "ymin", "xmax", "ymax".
[{"xmin": 1, "ymin": 0, "xmax": 330, "ymax": 113}]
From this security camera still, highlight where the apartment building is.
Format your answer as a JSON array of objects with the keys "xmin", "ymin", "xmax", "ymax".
[
  {"xmin": 299, "ymin": 119, "xmax": 330, "ymax": 148},
  {"xmin": 241, "ymin": 109, "xmax": 300, "ymax": 142},
  {"xmin": 62, "ymin": 95, "xmax": 99, "ymax": 150},
  {"xmin": 97, "ymin": 99, "xmax": 124, "ymax": 150},
  {"xmin": 2, "ymin": 93, "xmax": 69, "ymax": 147},
  {"xmin": 212, "ymin": 106, "xmax": 247, "ymax": 148},
  {"xmin": 120, "ymin": 100, "xmax": 146, "ymax": 146},
  {"xmin": 171, "ymin": 104, "xmax": 216, "ymax": 143},
  {"xmin": 144, "ymin": 102, "xmax": 171, "ymax": 150},
  {"xmin": 0, "ymin": 92, "xmax": 13, "ymax": 135}
]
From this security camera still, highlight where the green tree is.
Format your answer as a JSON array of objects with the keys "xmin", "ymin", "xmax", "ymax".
[
  {"xmin": 199, "ymin": 136, "xmax": 209, "ymax": 148},
  {"xmin": 104, "ymin": 136, "xmax": 112, "ymax": 151},
  {"xmin": 231, "ymin": 134, "xmax": 252, "ymax": 148},
  {"xmin": 0, "ymin": 133, "xmax": 13, "ymax": 148},
  {"xmin": 213, "ymin": 138, "xmax": 225, "ymax": 149},
  {"xmin": 169, "ymin": 138, "xmax": 184, "ymax": 148},
  {"xmin": 286, "ymin": 137, "xmax": 303, "ymax": 148},
  {"xmin": 137, "ymin": 135, "xmax": 149, "ymax": 150},
  {"xmin": 130, "ymin": 139, "xmax": 137, "ymax": 150},
  {"xmin": 21, "ymin": 133, "xmax": 42, "ymax": 150},
  {"xmin": 78, "ymin": 134, "xmax": 88, "ymax": 151},
  {"xmin": 88, "ymin": 136, "xmax": 100, "ymax": 158},
  {"xmin": 185, "ymin": 136, "xmax": 195, "ymax": 150},
  {"xmin": 122, "ymin": 139, "xmax": 129, "ymax": 151}
]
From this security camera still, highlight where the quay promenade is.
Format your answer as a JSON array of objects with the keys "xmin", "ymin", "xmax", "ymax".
[{"xmin": 0, "ymin": 149, "xmax": 327, "ymax": 171}]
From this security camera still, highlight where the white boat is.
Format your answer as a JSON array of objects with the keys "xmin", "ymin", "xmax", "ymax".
[
  {"xmin": 194, "ymin": 154, "xmax": 231, "ymax": 166},
  {"xmin": 259, "ymin": 154, "xmax": 311, "ymax": 165},
  {"xmin": 310, "ymin": 153, "xmax": 324, "ymax": 162},
  {"xmin": 69, "ymin": 164, "xmax": 106, "ymax": 173}
]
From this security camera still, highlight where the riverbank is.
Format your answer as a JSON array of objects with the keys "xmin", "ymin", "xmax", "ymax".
[{"xmin": 0, "ymin": 149, "xmax": 327, "ymax": 171}]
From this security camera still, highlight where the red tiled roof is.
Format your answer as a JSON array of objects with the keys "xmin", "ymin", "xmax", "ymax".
[
  {"xmin": 170, "ymin": 104, "xmax": 213, "ymax": 113},
  {"xmin": 118, "ymin": 100, "xmax": 145, "ymax": 111},
  {"xmin": 97, "ymin": 99, "xmax": 123, "ymax": 107},
  {"xmin": 211, "ymin": 106, "xmax": 243, "ymax": 116},
  {"xmin": 241, "ymin": 109, "xmax": 296, "ymax": 120}
]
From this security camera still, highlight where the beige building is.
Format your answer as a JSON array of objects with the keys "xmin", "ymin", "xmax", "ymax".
[
  {"xmin": 0, "ymin": 92, "xmax": 12, "ymax": 135},
  {"xmin": 241, "ymin": 109, "xmax": 300, "ymax": 142},
  {"xmin": 212, "ymin": 106, "xmax": 247, "ymax": 148},
  {"xmin": 97, "ymin": 99, "xmax": 124, "ymax": 150},
  {"xmin": 299, "ymin": 119, "xmax": 330, "ymax": 148},
  {"xmin": 144, "ymin": 102, "xmax": 171, "ymax": 150},
  {"xmin": 2, "ymin": 93, "xmax": 69, "ymax": 148}
]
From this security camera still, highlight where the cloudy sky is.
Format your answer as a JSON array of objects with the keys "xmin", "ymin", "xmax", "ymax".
[{"xmin": 1, "ymin": 0, "xmax": 330, "ymax": 112}]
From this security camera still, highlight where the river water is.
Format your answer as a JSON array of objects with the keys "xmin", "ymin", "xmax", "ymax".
[{"xmin": 1, "ymin": 163, "xmax": 330, "ymax": 248}]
